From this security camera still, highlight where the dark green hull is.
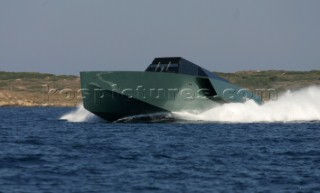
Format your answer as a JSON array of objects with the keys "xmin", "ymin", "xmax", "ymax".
[{"xmin": 80, "ymin": 71, "xmax": 262, "ymax": 122}]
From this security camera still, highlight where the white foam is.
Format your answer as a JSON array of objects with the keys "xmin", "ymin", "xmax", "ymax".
[
  {"xmin": 173, "ymin": 86, "xmax": 320, "ymax": 123},
  {"xmin": 60, "ymin": 105, "xmax": 95, "ymax": 122}
]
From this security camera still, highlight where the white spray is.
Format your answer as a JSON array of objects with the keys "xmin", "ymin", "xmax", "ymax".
[
  {"xmin": 173, "ymin": 86, "xmax": 320, "ymax": 123},
  {"xmin": 60, "ymin": 105, "xmax": 95, "ymax": 122}
]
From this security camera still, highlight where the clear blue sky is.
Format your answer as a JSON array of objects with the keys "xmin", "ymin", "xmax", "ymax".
[{"xmin": 1, "ymin": 0, "xmax": 319, "ymax": 75}]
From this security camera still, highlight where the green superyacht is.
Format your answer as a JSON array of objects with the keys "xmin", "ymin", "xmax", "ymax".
[{"xmin": 80, "ymin": 57, "xmax": 262, "ymax": 122}]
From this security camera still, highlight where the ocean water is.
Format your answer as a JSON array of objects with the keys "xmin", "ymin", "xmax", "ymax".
[{"xmin": 1, "ymin": 86, "xmax": 320, "ymax": 193}]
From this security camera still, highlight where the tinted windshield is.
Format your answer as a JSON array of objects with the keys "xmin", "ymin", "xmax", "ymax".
[{"xmin": 146, "ymin": 63, "xmax": 179, "ymax": 73}]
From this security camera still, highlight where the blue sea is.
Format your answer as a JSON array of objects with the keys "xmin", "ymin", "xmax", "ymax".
[{"xmin": 0, "ymin": 107, "xmax": 320, "ymax": 193}]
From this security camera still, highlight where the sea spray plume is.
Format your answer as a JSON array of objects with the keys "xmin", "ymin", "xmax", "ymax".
[
  {"xmin": 173, "ymin": 86, "xmax": 320, "ymax": 123},
  {"xmin": 60, "ymin": 105, "xmax": 95, "ymax": 122}
]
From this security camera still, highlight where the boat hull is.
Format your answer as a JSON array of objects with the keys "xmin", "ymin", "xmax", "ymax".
[{"xmin": 80, "ymin": 71, "xmax": 261, "ymax": 122}]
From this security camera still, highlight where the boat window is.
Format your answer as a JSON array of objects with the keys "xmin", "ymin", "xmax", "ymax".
[
  {"xmin": 146, "ymin": 63, "xmax": 179, "ymax": 73},
  {"xmin": 165, "ymin": 63, "xmax": 178, "ymax": 73},
  {"xmin": 165, "ymin": 62, "xmax": 172, "ymax": 71},
  {"xmin": 155, "ymin": 63, "xmax": 166, "ymax": 72},
  {"xmin": 146, "ymin": 64, "xmax": 158, "ymax": 71}
]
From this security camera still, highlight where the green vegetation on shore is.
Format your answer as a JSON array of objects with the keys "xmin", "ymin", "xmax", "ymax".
[
  {"xmin": 0, "ymin": 70, "xmax": 319, "ymax": 107},
  {"xmin": 0, "ymin": 71, "xmax": 80, "ymax": 107},
  {"xmin": 0, "ymin": 71, "xmax": 77, "ymax": 81},
  {"xmin": 216, "ymin": 70, "xmax": 320, "ymax": 92}
]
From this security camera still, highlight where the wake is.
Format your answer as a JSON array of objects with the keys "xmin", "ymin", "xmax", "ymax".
[
  {"xmin": 173, "ymin": 86, "xmax": 320, "ymax": 123},
  {"xmin": 60, "ymin": 86, "xmax": 320, "ymax": 123}
]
